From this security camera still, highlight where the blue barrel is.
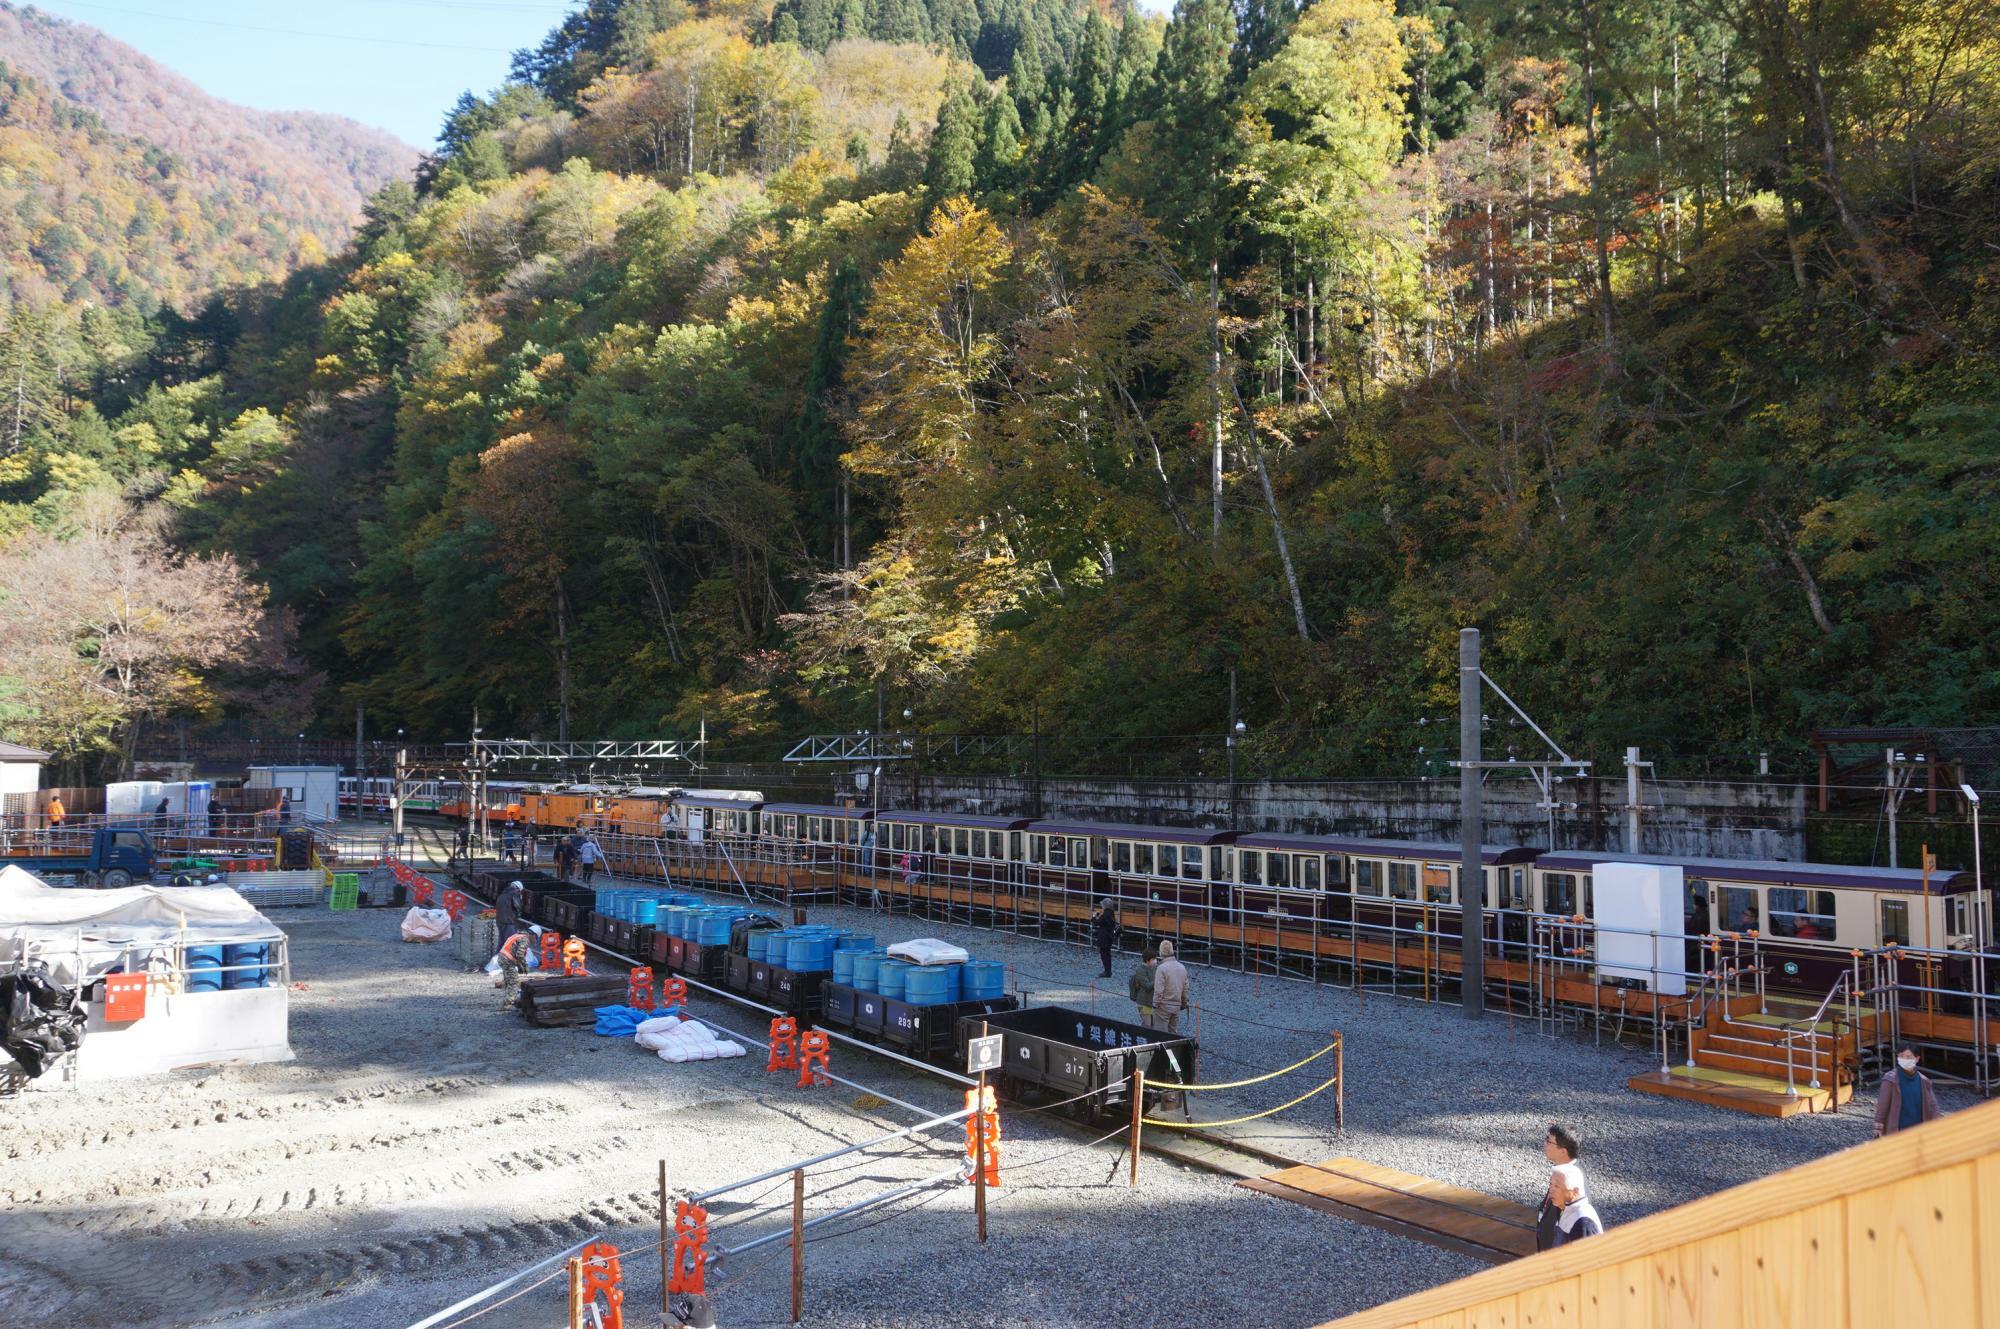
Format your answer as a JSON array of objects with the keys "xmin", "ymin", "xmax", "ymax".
[
  {"xmin": 834, "ymin": 933, "xmax": 876, "ymax": 952},
  {"xmin": 852, "ymin": 951, "xmax": 886, "ymax": 993},
  {"xmin": 960, "ymin": 960, "xmax": 1004, "ymax": 1000},
  {"xmin": 223, "ymin": 943, "xmax": 270, "ymax": 990},
  {"xmin": 785, "ymin": 934, "xmax": 834, "ymax": 972},
  {"xmin": 904, "ymin": 964, "xmax": 952, "ymax": 1005},
  {"xmin": 698, "ymin": 912, "xmax": 733, "ymax": 946},
  {"xmin": 746, "ymin": 929, "xmax": 772, "ymax": 961},
  {"xmin": 877, "ymin": 959, "xmax": 912, "ymax": 1000},
  {"xmin": 634, "ymin": 899, "xmax": 659, "ymax": 926},
  {"xmin": 665, "ymin": 907, "xmax": 691, "ymax": 938},
  {"xmin": 833, "ymin": 948, "xmax": 857, "ymax": 985},
  {"xmin": 185, "ymin": 945, "xmax": 225, "ymax": 993}
]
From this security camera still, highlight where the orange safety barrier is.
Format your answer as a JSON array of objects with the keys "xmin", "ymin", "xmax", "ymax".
[
  {"xmin": 767, "ymin": 1016, "xmax": 798, "ymax": 1073},
  {"xmin": 563, "ymin": 937, "xmax": 590, "ymax": 978},
  {"xmin": 627, "ymin": 967, "xmax": 655, "ymax": 1011},
  {"xmin": 668, "ymin": 1201, "xmax": 710, "ymax": 1295},
  {"xmin": 578, "ymin": 1239, "xmax": 625, "ymax": 1329},
  {"xmin": 441, "ymin": 889, "xmax": 468, "ymax": 921},
  {"xmin": 661, "ymin": 975, "xmax": 687, "ymax": 1008},
  {"xmin": 540, "ymin": 931, "xmax": 564, "ymax": 970},
  {"xmin": 797, "ymin": 1030, "xmax": 830, "ymax": 1088},
  {"xmin": 412, "ymin": 879, "xmax": 435, "ymax": 907},
  {"xmin": 963, "ymin": 1085, "xmax": 1001, "ymax": 1188}
]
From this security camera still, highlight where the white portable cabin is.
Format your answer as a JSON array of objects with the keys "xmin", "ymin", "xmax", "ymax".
[
  {"xmin": 1592, "ymin": 862, "xmax": 1687, "ymax": 995},
  {"xmin": 245, "ymin": 766, "xmax": 339, "ymax": 823},
  {"xmin": 0, "ymin": 742, "xmax": 48, "ymax": 797},
  {"xmin": 106, "ymin": 780, "xmax": 165, "ymax": 814}
]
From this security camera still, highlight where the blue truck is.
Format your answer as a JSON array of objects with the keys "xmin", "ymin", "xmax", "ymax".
[{"xmin": 1, "ymin": 826, "xmax": 156, "ymax": 888}]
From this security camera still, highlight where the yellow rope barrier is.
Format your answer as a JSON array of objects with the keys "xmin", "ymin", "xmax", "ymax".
[
  {"xmin": 1138, "ymin": 1072, "xmax": 1341, "ymax": 1129},
  {"xmin": 1165, "ymin": 1037, "xmax": 1341, "ymax": 1092}
]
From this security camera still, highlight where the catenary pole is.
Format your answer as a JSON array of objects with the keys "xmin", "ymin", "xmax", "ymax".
[{"xmin": 1459, "ymin": 627, "xmax": 1484, "ymax": 1019}]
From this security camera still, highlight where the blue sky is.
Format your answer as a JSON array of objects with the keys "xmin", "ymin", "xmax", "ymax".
[{"xmin": 30, "ymin": 0, "xmax": 577, "ymax": 147}]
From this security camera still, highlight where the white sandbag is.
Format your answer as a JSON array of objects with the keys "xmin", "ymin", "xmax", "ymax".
[
  {"xmin": 401, "ymin": 907, "xmax": 453, "ymax": 942},
  {"xmin": 696, "ymin": 1044, "xmax": 718, "ymax": 1060},
  {"xmin": 716, "ymin": 1041, "xmax": 745, "ymax": 1058},
  {"xmin": 660, "ymin": 1046, "xmax": 689, "ymax": 1063},
  {"xmin": 635, "ymin": 1014, "xmax": 684, "ymax": 1035},
  {"xmin": 885, "ymin": 938, "xmax": 969, "ymax": 966}
]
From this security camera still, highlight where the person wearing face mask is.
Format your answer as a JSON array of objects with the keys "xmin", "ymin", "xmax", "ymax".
[{"xmin": 1874, "ymin": 1046, "xmax": 1941, "ymax": 1137}]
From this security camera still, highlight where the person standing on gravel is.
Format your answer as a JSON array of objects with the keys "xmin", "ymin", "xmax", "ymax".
[
  {"xmin": 494, "ymin": 879, "xmax": 524, "ymax": 943},
  {"xmin": 1874, "ymin": 1046, "xmax": 1941, "ymax": 1136},
  {"xmin": 1536, "ymin": 1124, "xmax": 1581, "ymax": 1251},
  {"xmin": 1152, "ymin": 940, "xmax": 1189, "ymax": 1035},
  {"xmin": 1092, "ymin": 898, "xmax": 1118, "ymax": 978},
  {"xmin": 1129, "ymin": 945, "xmax": 1159, "ymax": 1027},
  {"xmin": 577, "ymin": 835, "xmax": 604, "ymax": 885}
]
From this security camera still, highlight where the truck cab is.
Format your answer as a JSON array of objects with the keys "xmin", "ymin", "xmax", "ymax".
[{"xmin": 0, "ymin": 826, "xmax": 155, "ymax": 888}]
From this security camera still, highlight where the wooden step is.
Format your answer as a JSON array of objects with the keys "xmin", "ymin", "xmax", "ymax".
[
  {"xmin": 1628, "ymin": 1065, "xmax": 1850, "ymax": 1117},
  {"xmin": 1692, "ymin": 1048, "xmax": 1833, "ymax": 1082}
]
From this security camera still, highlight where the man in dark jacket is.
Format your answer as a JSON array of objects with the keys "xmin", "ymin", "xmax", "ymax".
[
  {"xmin": 494, "ymin": 879, "xmax": 524, "ymax": 944},
  {"xmin": 1874, "ymin": 1046, "xmax": 1943, "ymax": 1136},
  {"xmin": 1092, "ymin": 898, "xmax": 1118, "ymax": 978},
  {"xmin": 1535, "ymin": 1123, "xmax": 1581, "ymax": 1253}
]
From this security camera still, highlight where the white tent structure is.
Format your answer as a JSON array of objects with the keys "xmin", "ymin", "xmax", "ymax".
[{"xmin": 0, "ymin": 866, "xmax": 293, "ymax": 1085}]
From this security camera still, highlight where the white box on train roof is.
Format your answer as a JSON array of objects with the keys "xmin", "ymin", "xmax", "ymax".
[{"xmin": 1593, "ymin": 862, "xmax": 1686, "ymax": 995}]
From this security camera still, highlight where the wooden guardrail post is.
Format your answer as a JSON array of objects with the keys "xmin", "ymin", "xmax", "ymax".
[
  {"xmin": 790, "ymin": 1168, "xmax": 804, "ymax": 1326},
  {"xmin": 1128, "ymin": 1065, "xmax": 1143, "ymax": 1188}
]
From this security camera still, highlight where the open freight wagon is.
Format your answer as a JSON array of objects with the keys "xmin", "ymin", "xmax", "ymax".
[{"xmin": 961, "ymin": 1005, "xmax": 1197, "ymax": 1122}]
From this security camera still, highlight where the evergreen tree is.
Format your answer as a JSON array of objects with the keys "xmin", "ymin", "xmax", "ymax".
[
  {"xmin": 773, "ymin": 10, "xmax": 803, "ymax": 45},
  {"xmin": 926, "ymin": 83, "xmax": 982, "ymax": 195},
  {"xmin": 1146, "ymin": 0, "xmax": 1239, "ymax": 264},
  {"xmin": 1231, "ymin": 0, "xmax": 1297, "ymax": 83},
  {"xmin": 884, "ymin": 111, "xmax": 927, "ymax": 189},
  {"xmin": 1051, "ymin": 9, "xmax": 1114, "ymax": 190},
  {"xmin": 833, "ymin": 0, "xmax": 868, "ymax": 40},
  {"xmin": 788, "ymin": 258, "xmax": 866, "ymax": 560},
  {"xmin": 975, "ymin": 93, "xmax": 1025, "ymax": 189},
  {"xmin": 1398, "ymin": 0, "xmax": 1479, "ymax": 150},
  {"xmin": 1008, "ymin": 30, "xmax": 1047, "ymax": 122}
]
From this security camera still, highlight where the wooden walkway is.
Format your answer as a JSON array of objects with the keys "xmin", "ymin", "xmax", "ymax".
[{"xmin": 1239, "ymin": 1156, "xmax": 1539, "ymax": 1264}]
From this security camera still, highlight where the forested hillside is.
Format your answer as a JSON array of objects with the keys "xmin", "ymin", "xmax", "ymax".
[
  {"xmin": 2, "ymin": 0, "xmax": 1997, "ymax": 776},
  {"xmin": 0, "ymin": 2, "xmax": 416, "ymax": 310}
]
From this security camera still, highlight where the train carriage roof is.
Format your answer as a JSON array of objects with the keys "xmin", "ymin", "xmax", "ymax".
[
  {"xmin": 1234, "ymin": 833, "xmax": 1541, "ymax": 864},
  {"xmin": 1026, "ymin": 819, "xmax": 1236, "ymax": 844},
  {"xmin": 876, "ymin": 810, "xmax": 1034, "ymax": 830},
  {"xmin": 761, "ymin": 802, "xmax": 874, "ymax": 819},
  {"xmin": 1533, "ymin": 850, "xmax": 1975, "ymax": 893},
  {"xmin": 674, "ymin": 792, "xmax": 767, "ymax": 810}
]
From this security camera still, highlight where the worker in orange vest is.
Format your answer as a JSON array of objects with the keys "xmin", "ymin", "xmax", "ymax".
[{"xmin": 46, "ymin": 795, "xmax": 66, "ymax": 828}]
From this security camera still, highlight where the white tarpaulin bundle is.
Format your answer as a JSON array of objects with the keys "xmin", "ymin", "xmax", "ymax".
[
  {"xmin": 634, "ymin": 1014, "xmax": 746, "ymax": 1062},
  {"xmin": 0, "ymin": 864, "xmax": 285, "ymax": 986},
  {"xmin": 884, "ymin": 938, "xmax": 970, "ymax": 966}
]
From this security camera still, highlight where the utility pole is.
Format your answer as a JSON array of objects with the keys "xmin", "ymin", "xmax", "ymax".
[
  {"xmin": 1458, "ymin": 628, "xmax": 1484, "ymax": 1020},
  {"xmin": 393, "ymin": 745, "xmax": 407, "ymax": 839},
  {"xmin": 354, "ymin": 703, "xmax": 365, "ymax": 796},
  {"xmin": 1885, "ymin": 747, "xmax": 1922, "ymax": 870},
  {"xmin": 1623, "ymin": 746, "xmax": 1652, "ymax": 854},
  {"xmin": 1227, "ymin": 669, "xmax": 1239, "ymax": 829}
]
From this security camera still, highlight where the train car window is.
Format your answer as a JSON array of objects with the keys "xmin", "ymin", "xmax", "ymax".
[
  {"xmin": 1028, "ymin": 834, "xmax": 1046, "ymax": 864},
  {"xmin": 1240, "ymin": 851, "xmax": 1262, "ymax": 885},
  {"xmin": 1388, "ymin": 863, "xmax": 1419, "ymax": 901},
  {"xmin": 1211, "ymin": 846, "xmax": 1231, "ymax": 882},
  {"xmin": 1879, "ymin": 898, "xmax": 1911, "ymax": 946},
  {"xmin": 1090, "ymin": 838, "xmax": 1110, "ymax": 870},
  {"xmin": 1047, "ymin": 837, "xmax": 1066, "ymax": 867},
  {"xmin": 1010, "ymin": 832, "xmax": 1023, "ymax": 860},
  {"xmin": 1132, "ymin": 844, "xmax": 1152, "ymax": 875},
  {"xmin": 1322, "ymin": 856, "xmax": 1344, "ymax": 887},
  {"xmin": 1113, "ymin": 842, "xmax": 1131, "ymax": 873},
  {"xmin": 1269, "ymin": 854, "xmax": 1291, "ymax": 888},
  {"xmin": 971, "ymin": 830, "xmax": 987, "ymax": 857},
  {"xmin": 1505, "ymin": 868, "xmax": 1529, "ymax": 910},
  {"xmin": 1948, "ymin": 895, "xmax": 1972, "ymax": 938},
  {"xmin": 1354, "ymin": 860, "xmax": 1382, "ymax": 896},
  {"xmin": 1181, "ymin": 847, "xmax": 1203, "ymax": 879},
  {"xmin": 1301, "ymin": 856, "xmax": 1322, "ymax": 890},
  {"xmin": 888, "ymin": 824, "xmax": 903, "ymax": 851},
  {"xmin": 1423, "ymin": 865, "xmax": 1452, "ymax": 904},
  {"xmin": 1716, "ymin": 885, "xmax": 1759, "ymax": 933},
  {"xmin": 922, "ymin": 825, "xmax": 936, "ymax": 853},
  {"xmin": 1767, "ymin": 888, "xmax": 1835, "ymax": 940},
  {"xmin": 989, "ymin": 834, "xmax": 1006, "ymax": 861},
  {"xmin": 1544, "ymin": 872, "xmax": 1582, "ymax": 915},
  {"xmin": 953, "ymin": 828, "xmax": 970, "ymax": 856},
  {"xmin": 1069, "ymin": 838, "xmax": 1088, "ymax": 867}
]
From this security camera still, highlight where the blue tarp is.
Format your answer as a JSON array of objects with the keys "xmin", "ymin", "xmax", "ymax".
[{"xmin": 593, "ymin": 1003, "xmax": 686, "ymax": 1036}]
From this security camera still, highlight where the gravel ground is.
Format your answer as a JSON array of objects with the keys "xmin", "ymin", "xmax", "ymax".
[{"xmin": 3, "ymin": 858, "xmax": 1957, "ymax": 1329}]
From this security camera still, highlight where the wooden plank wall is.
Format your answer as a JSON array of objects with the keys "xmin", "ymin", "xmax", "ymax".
[{"xmin": 1319, "ymin": 1096, "xmax": 2000, "ymax": 1329}]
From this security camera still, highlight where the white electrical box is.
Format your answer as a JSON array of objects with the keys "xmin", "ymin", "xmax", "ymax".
[{"xmin": 1593, "ymin": 862, "xmax": 1686, "ymax": 995}]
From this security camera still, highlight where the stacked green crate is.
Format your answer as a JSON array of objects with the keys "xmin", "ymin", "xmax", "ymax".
[{"xmin": 329, "ymin": 873, "xmax": 361, "ymax": 910}]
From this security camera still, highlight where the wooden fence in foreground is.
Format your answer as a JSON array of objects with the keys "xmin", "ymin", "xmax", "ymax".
[{"xmin": 1320, "ymin": 1095, "xmax": 2000, "ymax": 1329}]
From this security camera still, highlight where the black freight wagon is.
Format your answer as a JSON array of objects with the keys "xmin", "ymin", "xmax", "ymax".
[
  {"xmin": 819, "ymin": 981, "xmax": 1019, "ymax": 1061},
  {"xmin": 959, "ymin": 1006, "xmax": 1196, "ymax": 1121}
]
